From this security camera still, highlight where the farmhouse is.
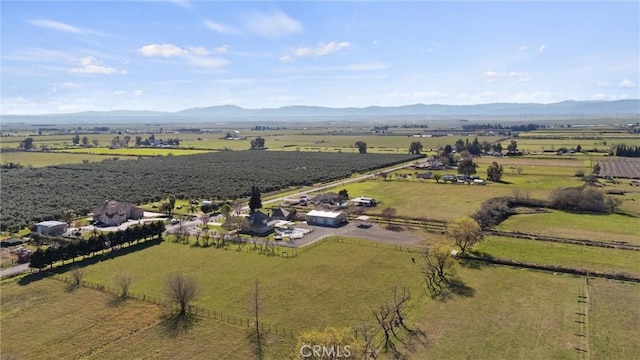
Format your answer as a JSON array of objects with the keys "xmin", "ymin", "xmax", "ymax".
[
  {"xmin": 93, "ymin": 200, "xmax": 144, "ymax": 226},
  {"xmin": 35, "ymin": 221, "xmax": 68, "ymax": 235},
  {"xmin": 306, "ymin": 210, "xmax": 348, "ymax": 227},
  {"xmin": 241, "ymin": 211, "xmax": 278, "ymax": 236}
]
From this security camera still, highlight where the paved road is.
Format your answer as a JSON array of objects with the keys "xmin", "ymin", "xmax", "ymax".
[
  {"xmin": 256, "ymin": 161, "xmax": 415, "ymax": 210},
  {"xmin": 0, "ymin": 262, "xmax": 31, "ymax": 278}
]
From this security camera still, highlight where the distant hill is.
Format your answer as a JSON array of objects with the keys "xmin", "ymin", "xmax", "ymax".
[{"xmin": 2, "ymin": 100, "xmax": 638, "ymax": 124}]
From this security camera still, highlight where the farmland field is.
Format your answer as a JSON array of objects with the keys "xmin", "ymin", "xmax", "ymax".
[
  {"xmin": 0, "ymin": 276, "xmax": 283, "ymax": 360},
  {"xmin": 1, "ymin": 151, "xmax": 420, "ymax": 231},
  {"xmin": 75, "ymin": 239, "xmax": 426, "ymax": 333},
  {"xmin": 0, "ymin": 151, "xmax": 132, "ymax": 167},
  {"xmin": 598, "ymin": 157, "xmax": 640, "ymax": 178},
  {"xmin": 56, "ymin": 147, "xmax": 213, "ymax": 156},
  {"xmin": 588, "ymin": 278, "xmax": 640, "ymax": 359},
  {"xmin": 496, "ymin": 211, "xmax": 640, "ymax": 245},
  {"xmin": 5, "ymin": 241, "xmax": 638, "ymax": 359},
  {"xmin": 475, "ymin": 236, "xmax": 640, "ymax": 275}
]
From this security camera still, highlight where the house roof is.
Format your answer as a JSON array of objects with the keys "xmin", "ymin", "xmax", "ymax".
[
  {"xmin": 36, "ymin": 221, "xmax": 67, "ymax": 227},
  {"xmin": 247, "ymin": 211, "xmax": 274, "ymax": 223},
  {"xmin": 93, "ymin": 200, "xmax": 137, "ymax": 218},
  {"xmin": 306, "ymin": 210, "xmax": 345, "ymax": 219},
  {"xmin": 271, "ymin": 207, "xmax": 290, "ymax": 218},
  {"xmin": 310, "ymin": 192, "xmax": 342, "ymax": 203},
  {"xmin": 351, "ymin": 197, "xmax": 374, "ymax": 202}
]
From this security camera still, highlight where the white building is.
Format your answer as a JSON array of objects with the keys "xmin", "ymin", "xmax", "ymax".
[
  {"xmin": 305, "ymin": 210, "xmax": 348, "ymax": 227},
  {"xmin": 36, "ymin": 221, "xmax": 68, "ymax": 236}
]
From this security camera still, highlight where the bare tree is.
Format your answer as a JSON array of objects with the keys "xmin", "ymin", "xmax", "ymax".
[
  {"xmin": 70, "ymin": 266, "xmax": 84, "ymax": 286},
  {"xmin": 199, "ymin": 213, "xmax": 211, "ymax": 228},
  {"xmin": 358, "ymin": 322, "xmax": 379, "ymax": 359},
  {"xmin": 115, "ymin": 272, "xmax": 133, "ymax": 298},
  {"xmin": 165, "ymin": 273, "xmax": 198, "ymax": 316},
  {"xmin": 446, "ymin": 217, "xmax": 483, "ymax": 253},
  {"xmin": 381, "ymin": 207, "xmax": 397, "ymax": 226},
  {"xmin": 421, "ymin": 246, "xmax": 455, "ymax": 296}
]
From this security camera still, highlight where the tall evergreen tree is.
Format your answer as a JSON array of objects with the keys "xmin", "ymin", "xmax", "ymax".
[{"xmin": 249, "ymin": 186, "xmax": 262, "ymax": 213}]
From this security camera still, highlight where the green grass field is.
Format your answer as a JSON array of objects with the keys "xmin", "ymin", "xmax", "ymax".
[
  {"xmin": 497, "ymin": 211, "xmax": 640, "ymax": 245},
  {"xmin": 4, "ymin": 238, "xmax": 639, "ymax": 359},
  {"xmin": 476, "ymin": 236, "xmax": 640, "ymax": 275},
  {"xmin": 77, "ymin": 239, "xmax": 426, "ymax": 333},
  {"xmin": 588, "ymin": 278, "xmax": 640, "ymax": 359},
  {"xmin": 0, "ymin": 276, "xmax": 287, "ymax": 360},
  {"xmin": 0, "ymin": 151, "xmax": 134, "ymax": 167}
]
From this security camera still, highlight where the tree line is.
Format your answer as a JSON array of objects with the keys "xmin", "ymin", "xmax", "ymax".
[
  {"xmin": 29, "ymin": 221, "xmax": 165, "ymax": 269},
  {"xmin": 614, "ymin": 145, "xmax": 640, "ymax": 157}
]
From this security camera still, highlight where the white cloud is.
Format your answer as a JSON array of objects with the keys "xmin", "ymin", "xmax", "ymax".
[
  {"xmin": 137, "ymin": 44, "xmax": 227, "ymax": 68},
  {"xmin": 71, "ymin": 56, "xmax": 122, "ymax": 75},
  {"xmin": 134, "ymin": 90, "xmax": 144, "ymax": 96},
  {"xmin": 508, "ymin": 72, "xmax": 530, "ymax": 82},
  {"xmin": 243, "ymin": 10, "xmax": 303, "ymax": 38},
  {"xmin": 28, "ymin": 19, "xmax": 83, "ymax": 34},
  {"xmin": 185, "ymin": 55, "xmax": 229, "ymax": 69},
  {"xmin": 346, "ymin": 62, "xmax": 387, "ymax": 71},
  {"xmin": 189, "ymin": 47, "xmax": 210, "ymax": 56},
  {"xmin": 538, "ymin": 44, "xmax": 547, "ymax": 53},
  {"xmin": 203, "ymin": 20, "xmax": 241, "ymax": 35},
  {"xmin": 214, "ymin": 45, "xmax": 230, "ymax": 54},
  {"xmin": 113, "ymin": 90, "xmax": 126, "ymax": 96},
  {"xmin": 138, "ymin": 44, "xmax": 189, "ymax": 57},
  {"xmin": 482, "ymin": 71, "xmax": 530, "ymax": 83},
  {"xmin": 619, "ymin": 79, "xmax": 635, "ymax": 88},
  {"xmin": 282, "ymin": 41, "xmax": 350, "ymax": 62},
  {"xmin": 596, "ymin": 81, "xmax": 611, "ymax": 88},
  {"xmin": 519, "ymin": 45, "xmax": 528, "ymax": 51}
]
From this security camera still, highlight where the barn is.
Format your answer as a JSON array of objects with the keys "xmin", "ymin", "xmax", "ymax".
[
  {"xmin": 305, "ymin": 210, "xmax": 348, "ymax": 227},
  {"xmin": 35, "ymin": 221, "xmax": 68, "ymax": 236}
]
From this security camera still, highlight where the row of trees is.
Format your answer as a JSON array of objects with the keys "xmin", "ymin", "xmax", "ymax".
[
  {"xmin": 2, "ymin": 151, "xmax": 421, "ymax": 231},
  {"xmin": 29, "ymin": 221, "xmax": 165, "ymax": 269},
  {"xmin": 614, "ymin": 145, "xmax": 640, "ymax": 157}
]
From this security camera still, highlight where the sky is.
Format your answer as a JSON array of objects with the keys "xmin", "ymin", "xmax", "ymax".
[{"xmin": 1, "ymin": 1, "xmax": 639, "ymax": 115}]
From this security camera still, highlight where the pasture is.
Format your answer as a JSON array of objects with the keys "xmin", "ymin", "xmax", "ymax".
[
  {"xmin": 0, "ymin": 151, "xmax": 130, "ymax": 167},
  {"xmin": 4, "ymin": 241, "xmax": 638, "ymax": 359},
  {"xmin": 74, "ymin": 239, "xmax": 426, "ymax": 333},
  {"xmin": 475, "ymin": 236, "xmax": 640, "ymax": 275},
  {"xmin": 496, "ymin": 211, "xmax": 640, "ymax": 245}
]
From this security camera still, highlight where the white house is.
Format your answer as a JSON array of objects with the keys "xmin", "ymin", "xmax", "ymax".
[{"xmin": 305, "ymin": 210, "xmax": 348, "ymax": 227}]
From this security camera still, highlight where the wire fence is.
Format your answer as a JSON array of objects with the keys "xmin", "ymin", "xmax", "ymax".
[{"xmin": 50, "ymin": 274, "xmax": 296, "ymax": 339}]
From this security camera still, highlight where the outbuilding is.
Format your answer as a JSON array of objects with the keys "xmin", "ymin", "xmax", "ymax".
[
  {"xmin": 305, "ymin": 210, "xmax": 348, "ymax": 227},
  {"xmin": 36, "ymin": 221, "xmax": 68, "ymax": 236}
]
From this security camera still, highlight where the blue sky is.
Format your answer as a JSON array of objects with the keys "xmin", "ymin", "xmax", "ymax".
[{"xmin": 1, "ymin": 1, "xmax": 638, "ymax": 115}]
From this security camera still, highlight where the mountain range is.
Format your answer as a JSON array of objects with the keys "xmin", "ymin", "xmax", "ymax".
[{"xmin": 3, "ymin": 100, "xmax": 639, "ymax": 123}]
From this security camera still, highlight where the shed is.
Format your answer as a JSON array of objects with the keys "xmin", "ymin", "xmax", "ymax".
[
  {"xmin": 350, "ymin": 197, "xmax": 377, "ymax": 207},
  {"xmin": 1, "ymin": 238, "xmax": 26, "ymax": 247},
  {"xmin": 36, "ymin": 221, "xmax": 68, "ymax": 236},
  {"xmin": 305, "ymin": 210, "xmax": 348, "ymax": 227}
]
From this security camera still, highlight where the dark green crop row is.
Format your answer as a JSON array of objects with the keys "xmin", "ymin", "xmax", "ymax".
[{"xmin": 1, "ymin": 151, "xmax": 422, "ymax": 231}]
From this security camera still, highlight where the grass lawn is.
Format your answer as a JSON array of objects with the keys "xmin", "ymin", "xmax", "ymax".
[
  {"xmin": 410, "ymin": 266, "xmax": 582, "ymax": 359},
  {"xmin": 0, "ymin": 276, "xmax": 288, "ymax": 360},
  {"xmin": 77, "ymin": 239, "xmax": 426, "ymax": 333},
  {"xmin": 0, "ymin": 151, "xmax": 133, "ymax": 167},
  {"xmin": 322, "ymin": 178, "xmax": 532, "ymax": 221},
  {"xmin": 588, "ymin": 278, "xmax": 640, "ymax": 359},
  {"xmin": 475, "ymin": 236, "xmax": 640, "ymax": 275},
  {"xmin": 497, "ymin": 211, "xmax": 640, "ymax": 245}
]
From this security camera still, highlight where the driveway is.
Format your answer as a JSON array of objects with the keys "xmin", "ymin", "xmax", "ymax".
[{"xmin": 278, "ymin": 221, "xmax": 424, "ymax": 248}]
